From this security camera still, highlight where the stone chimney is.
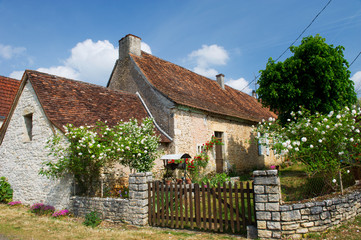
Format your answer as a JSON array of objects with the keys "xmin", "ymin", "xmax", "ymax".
[
  {"xmin": 119, "ymin": 34, "xmax": 141, "ymax": 60},
  {"xmin": 252, "ymin": 90, "xmax": 257, "ymax": 99},
  {"xmin": 216, "ymin": 73, "xmax": 225, "ymax": 90}
]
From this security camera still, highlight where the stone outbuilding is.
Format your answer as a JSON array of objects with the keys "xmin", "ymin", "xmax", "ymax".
[
  {"xmin": 0, "ymin": 70, "xmax": 170, "ymax": 209},
  {"xmin": 0, "ymin": 75, "xmax": 20, "ymax": 127},
  {"xmin": 108, "ymin": 34, "xmax": 279, "ymax": 173}
]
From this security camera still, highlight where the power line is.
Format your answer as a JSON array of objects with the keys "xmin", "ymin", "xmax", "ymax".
[
  {"xmin": 350, "ymin": 51, "xmax": 361, "ymax": 67},
  {"xmin": 241, "ymin": 0, "xmax": 332, "ymax": 92}
]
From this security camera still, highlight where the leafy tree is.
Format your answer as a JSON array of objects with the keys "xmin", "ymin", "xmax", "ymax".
[{"xmin": 257, "ymin": 35, "xmax": 357, "ymax": 124}]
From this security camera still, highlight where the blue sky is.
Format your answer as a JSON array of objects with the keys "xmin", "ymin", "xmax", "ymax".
[{"xmin": 1, "ymin": 0, "xmax": 361, "ymax": 96}]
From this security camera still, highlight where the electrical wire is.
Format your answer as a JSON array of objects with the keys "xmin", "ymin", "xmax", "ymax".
[{"xmin": 240, "ymin": 0, "xmax": 332, "ymax": 92}]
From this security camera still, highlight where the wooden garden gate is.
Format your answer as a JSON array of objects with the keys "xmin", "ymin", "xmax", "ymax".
[{"xmin": 148, "ymin": 181, "xmax": 256, "ymax": 234}]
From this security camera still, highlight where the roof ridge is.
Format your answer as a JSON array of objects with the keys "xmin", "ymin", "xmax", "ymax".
[{"xmin": 25, "ymin": 70, "xmax": 136, "ymax": 96}]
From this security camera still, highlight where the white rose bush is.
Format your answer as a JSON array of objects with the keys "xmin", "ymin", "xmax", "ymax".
[
  {"xmin": 40, "ymin": 118, "xmax": 160, "ymax": 195},
  {"xmin": 256, "ymin": 106, "xmax": 361, "ymax": 194}
]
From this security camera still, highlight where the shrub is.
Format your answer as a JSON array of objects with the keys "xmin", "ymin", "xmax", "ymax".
[
  {"xmin": 0, "ymin": 177, "xmax": 13, "ymax": 203},
  {"xmin": 196, "ymin": 172, "xmax": 230, "ymax": 187},
  {"xmin": 52, "ymin": 209, "xmax": 70, "ymax": 218},
  {"xmin": 30, "ymin": 203, "xmax": 55, "ymax": 216},
  {"xmin": 83, "ymin": 211, "xmax": 102, "ymax": 228},
  {"xmin": 8, "ymin": 201, "xmax": 21, "ymax": 206}
]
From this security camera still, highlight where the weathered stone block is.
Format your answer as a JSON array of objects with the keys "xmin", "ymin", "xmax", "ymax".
[
  {"xmin": 255, "ymin": 203, "xmax": 265, "ymax": 211},
  {"xmin": 272, "ymin": 212, "xmax": 280, "ymax": 221},
  {"xmin": 293, "ymin": 203, "xmax": 305, "ymax": 209},
  {"xmin": 254, "ymin": 176, "xmax": 280, "ymax": 185},
  {"xmin": 268, "ymin": 193, "xmax": 280, "ymax": 202},
  {"xmin": 267, "ymin": 221, "xmax": 281, "ymax": 230},
  {"xmin": 281, "ymin": 210, "xmax": 301, "ymax": 221},
  {"xmin": 256, "ymin": 211, "xmax": 272, "ymax": 220},
  {"xmin": 265, "ymin": 185, "xmax": 279, "ymax": 194},
  {"xmin": 265, "ymin": 202, "xmax": 280, "ymax": 211},
  {"xmin": 311, "ymin": 206, "xmax": 323, "ymax": 215},
  {"xmin": 254, "ymin": 185, "xmax": 265, "ymax": 194},
  {"xmin": 257, "ymin": 220, "xmax": 267, "ymax": 229},
  {"xmin": 301, "ymin": 222, "xmax": 314, "ymax": 227},
  {"xmin": 280, "ymin": 205, "xmax": 292, "ymax": 211},
  {"xmin": 255, "ymin": 194, "xmax": 268, "ymax": 203},
  {"xmin": 296, "ymin": 228, "xmax": 308, "ymax": 234},
  {"xmin": 257, "ymin": 230, "xmax": 272, "ymax": 238},
  {"xmin": 320, "ymin": 211, "xmax": 331, "ymax": 220},
  {"xmin": 282, "ymin": 223, "xmax": 300, "ymax": 230}
]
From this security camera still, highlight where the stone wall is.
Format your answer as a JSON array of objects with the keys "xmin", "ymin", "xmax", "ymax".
[
  {"xmin": 70, "ymin": 172, "xmax": 152, "ymax": 225},
  {"xmin": 0, "ymin": 81, "xmax": 72, "ymax": 209},
  {"xmin": 253, "ymin": 170, "xmax": 361, "ymax": 239},
  {"xmin": 173, "ymin": 109, "xmax": 280, "ymax": 173}
]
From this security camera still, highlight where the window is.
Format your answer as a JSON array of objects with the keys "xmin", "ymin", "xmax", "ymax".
[
  {"xmin": 24, "ymin": 113, "xmax": 33, "ymax": 141},
  {"xmin": 197, "ymin": 144, "xmax": 204, "ymax": 154}
]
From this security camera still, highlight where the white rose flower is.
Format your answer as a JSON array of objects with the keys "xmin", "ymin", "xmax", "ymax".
[
  {"xmin": 282, "ymin": 142, "xmax": 288, "ymax": 148},
  {"xmin": 350, "ymin": 138, "xmax": 354, "ymax": 142},
  {"xmin": 295, "ymin": 147, "xmax": 299, "ymax": 152},
  {"xmin": 301, "ymin": 137, "xmax": 307, "ymax": 142},
  {"xmin": 318, "ymin": 139, "xmax": 323, "ymax": 143},
  {"xmin": 310, "ymin": 144, "xmax": 314, "ymax": 148},
  {"xmin": 332, "ymin": 179, "xmax": 337, "ymax": 183},
  {"xmin": 336, "ymin": 115, "xmax": 341, "ymax": 119},
  {"xmin": 338, "ymin": 151, "xmax": 344, "ymax": 155}
]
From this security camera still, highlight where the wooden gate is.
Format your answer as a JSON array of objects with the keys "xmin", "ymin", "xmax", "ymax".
[{"xmin": 148, "ymin": 181, "xmax": 256, "ymax": 234}]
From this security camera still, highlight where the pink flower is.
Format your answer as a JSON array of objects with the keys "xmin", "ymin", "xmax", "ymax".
[{"xmin": 270, "ymin": 165, "xmax": 276, "ymax": 170}]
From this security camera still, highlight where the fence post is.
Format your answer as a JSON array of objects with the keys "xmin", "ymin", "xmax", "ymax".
[
  {"xmin": 126, "ymin": 172, "xmax": 153, "ymax": 226},
  {"xmin": 253, "ymin": 170, "xmax": 281, "ymax": 239}
]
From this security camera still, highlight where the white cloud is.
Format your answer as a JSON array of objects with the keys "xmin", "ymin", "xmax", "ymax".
[
  {"xmin": 226, "ymin": 77, "xmax": 252, "ymax": 95},
  {"xmin": 193, "ymin": 67, "xmax": 218, "ymax": 79},
  {"xmin": 141, "ymin": 42, "xmax": 152, "ymax": 54},
  {"xmin": 0, "ymin": 44, "xmax": 26, "ymax": 59},
  {"xmin": 9, "ymin": 39, "xmax": 153, "ymax": 86},
  {"xmin": 37, "ymin": 66, "xmax": 80, "ymax": 80},
  {"xmin": 188, "ymin": 44, "xmax": 229, "ymax": 79},
  {"xmin": 351, "ymin": 71, "xmax": 361, "ymax": 96},
  {"xmin": 9, "ymin": 70, "xmax": 24, "ymax": 80}
]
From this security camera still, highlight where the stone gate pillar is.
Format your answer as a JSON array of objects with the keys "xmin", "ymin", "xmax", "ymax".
[
  {"xmin": 253, "ymin": 170, "xmax": 282, "ymax": 239},
  {"xmin": 126, "ymin": 172, "xmax": 153, "ymax": 225}
]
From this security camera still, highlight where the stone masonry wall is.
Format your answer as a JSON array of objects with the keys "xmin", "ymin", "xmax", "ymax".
[
  {"xmin": 0, "ymin": 81, "xmax": 72, "ymax": 209},
  {"xmin": 253, "ymin": 170, "xmax": 361, "ymax": 239},
  {"xmin": 173, "ymin": 109, "xmax": 281, "ymax": 173},
  {"xmin": 70, "ymin": 172, "xmax": 152, "ymax": 225}
]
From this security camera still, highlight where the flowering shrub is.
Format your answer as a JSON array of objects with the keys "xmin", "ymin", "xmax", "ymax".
[
  {"xmin": 30, "ymin": 203, "xmax": 55, "ymax": 215},
  {"xmin": 40, "ymin": 118, "xmax": 160, "ymax": 195},
  {"xmin": 118, "ymin": 186, "xmax": 129, "ymax": 199},
  {"xmin": 256, "ymin": 106, "xmax": 361, "ymax": 193},
  {"xmin": 52, "ymin": 209, "xmax": 70, "ymax": 218},
  {"xmin": 193, "ymin": 136, "xmax": 223, "ymax": 171},
  {"xmin": 8, "ymin": 201, "xmax": 21, "ymax": 206}
]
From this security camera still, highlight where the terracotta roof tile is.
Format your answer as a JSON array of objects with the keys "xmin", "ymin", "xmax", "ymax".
[
  {"xmin": 131, "ymin": 52, "xmax": 277, "ymax": 122},
  {"xmin": 26, "ymin": 70, "xmax": 170, "ymax": 142},
  {"xmin": 0, "ymin": 76, "xmax": 20, "ymax": 119}
]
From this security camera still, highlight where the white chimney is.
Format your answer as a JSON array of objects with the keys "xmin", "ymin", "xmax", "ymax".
[
  {"xmin": 216, "ymin": 73, "xmax": 225, "ymax": 90},
  {"xmin": 118, "ymin": 34, "xmax": 141, "ymax": 60}
]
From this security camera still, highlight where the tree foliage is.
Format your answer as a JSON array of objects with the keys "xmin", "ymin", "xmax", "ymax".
[{"xmin": 257, "ymin": 35, "xmax": 357, "ymax": 124}]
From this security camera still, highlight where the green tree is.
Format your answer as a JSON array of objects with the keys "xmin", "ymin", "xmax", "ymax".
[{"xmin": 257, "ymin": 35, "xmax": 357, "ymax": 124}]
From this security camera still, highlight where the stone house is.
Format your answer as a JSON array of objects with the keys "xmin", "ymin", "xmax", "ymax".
[
  {"xmin": 0, "ymin": 76, "xmax": 20, "ymax": 127},
  {"xmin": 0, "ymin": 70, "xmax": 170, "ymax": 208},
  {"xmin": 108, "ymin": 34, "xmax": 279, "ymax": 173}
]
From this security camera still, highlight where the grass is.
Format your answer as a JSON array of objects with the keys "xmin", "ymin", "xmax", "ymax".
[
  {"xmin": 0, "ymin": 204, "xmax": 245, "ymax": 240},
  {"xmin": 1, "ymin": 204, "xmax": 361, "ymax": 240}
]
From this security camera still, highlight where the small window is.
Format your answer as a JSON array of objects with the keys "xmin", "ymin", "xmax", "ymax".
[
  {"xmin": 197, "ymin": 144, "xmax": 204, "ymax": 154},
  {"xmin": 24, "ymin": 113, "xmax": 33, "ymax": 141}
]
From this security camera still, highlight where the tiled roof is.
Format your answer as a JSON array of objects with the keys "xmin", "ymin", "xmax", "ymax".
[
  {"xmin": 0, "ymin": 76, "xmax": 20, "ymax": 119},
  {"xmin": 26, "ymin": 70, "xmax": 170, "ymax": 142},
  {"xmin": 131, "ymin": 52, "xmax": 277, "ymax": 122}
]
